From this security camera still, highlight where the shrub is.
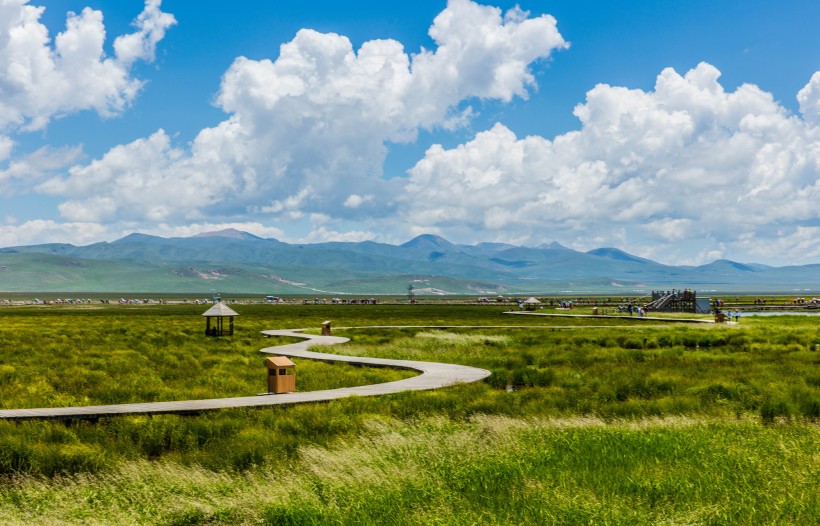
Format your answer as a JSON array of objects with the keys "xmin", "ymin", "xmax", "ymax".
[{"xmin": 760, "ymin": 397, "xmax": 795, "ymax": 423}]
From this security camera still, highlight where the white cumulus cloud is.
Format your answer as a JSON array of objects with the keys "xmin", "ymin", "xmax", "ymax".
[
  {"xmin": 39, "ymin": 130, "xmax": 216, "ymax": 223},
  {"xmin": 343, "ymin": 194, "xmax": 374, "ymax": 208},
  {"xmin": 0, "ymin": 0, "xmax": 176, "ymax": 133},
  {"xmin": 0, "ymin": 219, "xmax": 107, "ymax": 247},
  {"xmin": 113, "ymin": 0, "xmax": 176, "ymax": 66},
  {"xmin": 798, "ymin": 71, "xmax": 820, "ymax": 125},
  {"xmin": 400, "ymin": 63, "xmax": 820, "ymax": 264},
  {"xmin": 43, "ymin": 0, "xmax": 566, "ymax": 228},
  {"xmin": 0, "ymin": 145, "xmax": 83, "ymax": 194}
]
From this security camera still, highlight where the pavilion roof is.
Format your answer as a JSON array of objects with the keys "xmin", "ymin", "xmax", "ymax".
[{"xmin": 202, "ymin": 302, "xmax": 239, "ymax": 317}]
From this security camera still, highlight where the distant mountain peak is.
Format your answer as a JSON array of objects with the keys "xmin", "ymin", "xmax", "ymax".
[
  {"xmin": 696, "ymin": 259, "xmax": 760, "ymax": 272},
  {"xmin": 192, "ymin": 228, "xmax": 262, "ymax": 240},
  {"xmin": 112, "ymin": 233, "xmax": 164, "ymax": 244},
  {"xmin": 400, "ymin": 234, "xmax": 458, "ymax": 251},
  {"xmin": 537, "ymin": 241, "xmax": 571, "ymax": 251},
  {"xmin": 474, "ymin": 242, "xmax": 517, "ymax": 250},
  {"xmin": 587, "ymin": 247, "xmax": 651, "ymax": 264}
]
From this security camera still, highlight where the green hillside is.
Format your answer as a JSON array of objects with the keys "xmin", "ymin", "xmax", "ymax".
[
  {"xmin": 2, "ymin": 231, "xmax": 819, "ymax": 294},
  {"xmin": 0, "ymin": 253, "xmax": 516, "ymax": 294}
]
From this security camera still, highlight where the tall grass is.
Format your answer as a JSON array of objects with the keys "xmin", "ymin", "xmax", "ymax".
[
  {"xmin": 336, "ymin": 322, "xmax": 819, "ymax": 420},
  {"xmin": 0, "ymin": 306, "xmax": 414, "ymax": 409},
  {"xmin": 0, "ymin": 304, "xmax": 817, "ymax": 523},
  {"xmin": 0, "ymin": 416, "xmax": 816, "ymax": 525}
]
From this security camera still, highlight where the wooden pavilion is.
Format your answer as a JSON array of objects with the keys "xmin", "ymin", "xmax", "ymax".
[{"xmin": 202, "ymin": 302, "xmax": 239, "ymax": 336}]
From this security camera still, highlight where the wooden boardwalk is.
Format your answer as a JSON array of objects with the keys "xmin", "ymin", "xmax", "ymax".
[
  {"xmin": 0, "ymin": 329, "xmax": 491, "ymax": 421},
  {"xmin": 504, "ymin": 311, "xmax": 715, "ymax": 323}
]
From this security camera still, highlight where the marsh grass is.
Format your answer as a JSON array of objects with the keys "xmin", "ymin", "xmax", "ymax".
[
  {"xmin": 0, "ymin": 307, "xmax": 415, "ymax": 409},
  {"xmin": 0, "ymin": 415, "xmax": 816, "ymax": 525},
  {"xmin": 335, "ymin": 321, "xmax": 819, "ymax": 420},
  {"xmin": 0, "ymin": 303, "xmax": 817, "ymax": 523}
]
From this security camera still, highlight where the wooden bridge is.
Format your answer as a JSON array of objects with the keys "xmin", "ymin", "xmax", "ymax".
[{"xmin": 0, "ymin": 329, "xmax": 491, "ymax": 421}]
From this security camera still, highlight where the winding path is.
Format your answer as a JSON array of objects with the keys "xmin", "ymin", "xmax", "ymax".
[{"xmin": 0, "ymin": 328, "xmax": 491, "ymax": 421}]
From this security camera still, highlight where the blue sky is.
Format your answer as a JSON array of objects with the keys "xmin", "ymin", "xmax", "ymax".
[{"xmin": 1, "ymin": 0, "xmax": 818, "ymax": 265}]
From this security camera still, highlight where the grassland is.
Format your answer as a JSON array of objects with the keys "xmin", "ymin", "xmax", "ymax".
[{"xmin": 0, "ymin": 303, "xmax": 817, "ymax": 524}]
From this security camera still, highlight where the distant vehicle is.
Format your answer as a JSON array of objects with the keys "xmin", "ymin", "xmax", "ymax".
[{"xmin": 265, "ymin": 295, "xmax": 282, "ymax": 303}]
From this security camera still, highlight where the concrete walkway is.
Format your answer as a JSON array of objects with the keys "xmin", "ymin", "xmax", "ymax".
[{"xmin": 0, "ymin": 329, "xmax": 491, "ymax": 421}]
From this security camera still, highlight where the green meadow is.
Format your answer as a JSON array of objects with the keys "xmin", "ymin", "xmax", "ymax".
[{"xmin": 0, "ymin": 303, "xmax": 817, "ymax": 524}]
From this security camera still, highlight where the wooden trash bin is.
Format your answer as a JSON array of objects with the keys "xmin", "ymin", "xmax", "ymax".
[
  {"xmin": 592, "ymin": 307, "xmax": 599, "ymax": 316},
  {"xmin": 266, "ymin": 356, "xmax": 296, "ymax": 394},
  {"xmin": 321, "ymin": 320, "xmax": 332, "ymax": 336},
  {"xmin": 715, "ymin": 313, "xmax": 728, "ymax": 323}
]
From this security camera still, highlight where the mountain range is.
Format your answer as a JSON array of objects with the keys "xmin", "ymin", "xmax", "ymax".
[{"xmin": 1, "ymin": 229, "xmax": 818, "ymax": 295}]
